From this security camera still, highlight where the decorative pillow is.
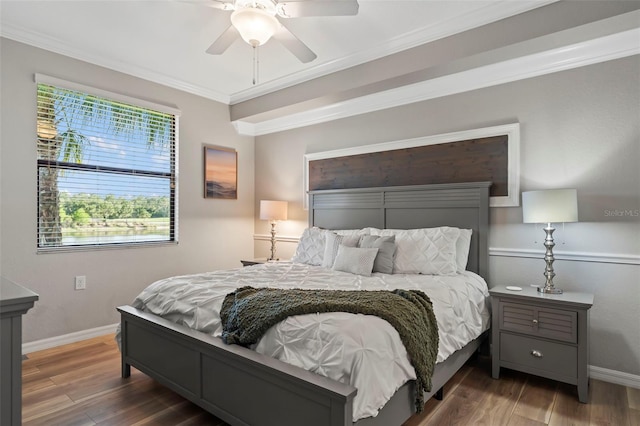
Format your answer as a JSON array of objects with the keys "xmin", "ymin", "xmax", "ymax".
[
  {"xmin": 322, "ymin": 232, "xmax": 361, "ymax": 268},
  {"xmin": 359, "ymin": 235, "xmax": 396, "ymax": 274},
  {"xmin": 377, "ymin": 227, "xmax": 460, "ymax": 275},
  {"xmin": 291, "ymin": 227, "xmax": 326, "ymax": 266},
  {"xmin": 456, "ymin": 229, "xmax": 473, "ymax": 273},
  {"xmin": 332, "ymin": 246, "xmax": 379, "ymax": 276}
]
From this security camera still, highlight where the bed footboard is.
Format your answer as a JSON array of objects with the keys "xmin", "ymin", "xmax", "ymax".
[
  {"xmin": 118, "ymin": 305, "xmax": 357, "ymax": 426},
  {"xmin": 119, "ymin": 304, "xmax": 487, "ymax": 426}
]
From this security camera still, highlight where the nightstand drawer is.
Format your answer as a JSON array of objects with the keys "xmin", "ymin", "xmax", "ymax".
[
  {"xmin": 500, "ymin": 333, "xmax": 577, "ymax": 379},
  {"xmin": 500, "ymin": 301, "xmax": 577, "ymax": 343}
]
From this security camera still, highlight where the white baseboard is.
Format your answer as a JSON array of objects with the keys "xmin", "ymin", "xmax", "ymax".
[
  {"xmin": 590, "ymin": 365, "xmax": 640, "ymax": 389},
  {"xmin": 22, "ymin": 323, "xmax": 119, "ymax": 354}
]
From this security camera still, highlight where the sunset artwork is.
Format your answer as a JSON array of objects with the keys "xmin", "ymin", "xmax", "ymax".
[{"xmin": 204, "ymin": 145, "xmax": 237, "ymax": 199}]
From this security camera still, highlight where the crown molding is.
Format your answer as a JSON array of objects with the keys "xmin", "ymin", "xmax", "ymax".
[
  {"xmin": 229, "ymin": 0, "xmax": 557, "ymax": 104},
  {"xmin": 0, "ymin": 1, "xmax": 554, "ymax": 107},
  {"xmin": 0, "ymin": 23, "xmax": 231, "ymax": 104},
  {"xmin": 3, "ymin": 1, "xmax": 636, "ymax": 132},
  {"xmin": 233, "ymin": 27, "xmax": 640, "ymax": 136}
]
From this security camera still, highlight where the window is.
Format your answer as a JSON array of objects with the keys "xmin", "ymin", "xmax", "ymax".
[{"xmin": 36, "ymin": 75, "xmax": 179, "ymax": 250}]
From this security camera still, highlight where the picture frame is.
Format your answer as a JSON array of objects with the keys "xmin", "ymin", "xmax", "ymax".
[{"xmin": 203, "ymin": 144, "xmax": 237, "ymax": 199}]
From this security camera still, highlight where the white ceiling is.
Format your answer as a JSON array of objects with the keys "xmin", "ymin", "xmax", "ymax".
[{"xmin": 0, "ymin": 0, "xmax": 555, "ymax": 104}]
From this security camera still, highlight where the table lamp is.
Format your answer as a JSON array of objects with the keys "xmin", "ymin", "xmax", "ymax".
[
  {"xmin": 260, "ymin": 200, "xmax": 288, "ymax": 261},
  {"xmin": 522, "ymin": 189, "xmax": 578, "ymax": 294}
]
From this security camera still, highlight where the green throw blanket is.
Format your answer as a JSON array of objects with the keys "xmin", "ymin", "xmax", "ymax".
[{"xmin": 220, "ymin": 286, "xmax": 439, "ymax": 412}]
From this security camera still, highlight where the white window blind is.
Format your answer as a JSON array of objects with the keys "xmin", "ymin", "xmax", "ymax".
[{"xmin": 36, "ymin": 76, "xmax": 179, "ymax": 250}]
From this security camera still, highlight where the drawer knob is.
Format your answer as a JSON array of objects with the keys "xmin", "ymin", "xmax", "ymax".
[
  {"xmin": 532, "ymin": 319, "xmax": 538, "ymax": 324},
  {"xmin": 530, "ymin": 350, "xmax": 543, "ymax": 358}
]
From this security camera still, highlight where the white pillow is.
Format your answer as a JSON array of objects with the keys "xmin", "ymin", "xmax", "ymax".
[
  {"xmin": 332, "ymin": 246, "xmax": 379, "ymax": 276},
  {"xmin": 322, "ymin": 232, "xmax": 361, "ymax": 268},
  {"xmin": 456, "ymin": 229, "xmax": 473, "ymax": 272},
  {"xmin": 377, "ymin": 227, "xmax": 460, "ymax": 275},
  {"xmin": 333, "ymin": 228, "xmax": 374, "ymax": 237},
  {"xmin": 292, "ymin": 227, "xmax": 371, "ymax": 266},
  {"xmin": 291, "ymin": 227, "xmax": 326, "ymax": 266}
]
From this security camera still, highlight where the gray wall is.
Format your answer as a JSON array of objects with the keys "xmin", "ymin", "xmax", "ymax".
[
  {"xmin": 254, "ymin": 56, "xmax": 640, "ymax": 376},
  {"xmin": 0, "ymin": 38, "xmax": 255, "ymax": 342},
  {"xmin": 1, "ymin": 33, "xmax": 638, "ymax": 380}
]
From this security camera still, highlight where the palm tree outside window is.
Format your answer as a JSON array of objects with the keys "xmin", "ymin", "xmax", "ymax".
[{"xmin": 36, "ymin": 76, "xmax": 179, "ymax": 250}]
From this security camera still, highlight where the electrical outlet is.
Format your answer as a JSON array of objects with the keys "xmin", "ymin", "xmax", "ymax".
[{"xmin": 75, "ymin": 275, "xmax": 86, "ymax": 290}]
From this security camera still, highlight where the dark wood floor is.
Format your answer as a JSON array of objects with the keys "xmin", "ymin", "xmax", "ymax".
[{"xmin": 22, "ymin": 334, "xmax": 639, "ymax": 425}]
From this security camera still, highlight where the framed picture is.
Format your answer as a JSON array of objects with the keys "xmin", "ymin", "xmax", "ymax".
[{"xmin": 203, "ymin": 145, "xmax": 237, "ymax": 199}]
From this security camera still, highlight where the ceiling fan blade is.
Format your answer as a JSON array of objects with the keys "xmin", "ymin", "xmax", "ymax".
[
  {"xmin": 272, "ymin": 23, "xmax": 317, "ymax": 63},
  {"xmin": 177, "ymin": 0, "xmax": 234, "ymax": 11},
  {"xmin": 206, "ymin": 25, "xmax": 240, "ymax": 54},
  {"xmin": 276, "ymin": 1, "xmax": 359, "ymax": 18}
]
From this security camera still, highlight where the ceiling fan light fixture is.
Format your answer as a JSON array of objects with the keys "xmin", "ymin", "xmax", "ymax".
[{"xmin": 231, "ymin": 7, "xmax": 279, "ymax": 47}]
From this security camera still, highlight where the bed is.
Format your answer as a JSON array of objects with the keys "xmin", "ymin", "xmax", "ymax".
[{"xmin": 117, "ymin": 181, "xmax": 491, "ymax": 426}]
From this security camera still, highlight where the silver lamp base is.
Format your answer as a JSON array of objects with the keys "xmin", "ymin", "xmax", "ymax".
[
  {"xmin": 535, "ymin": 223, "xmax": 563, "ymax": 294},
  {"xmin": 267, "ymin": 221, "xmax": 278, "ymax": 261},
  {"xmin": 537, "ymin": 285, "xmax": 563, "ymax": 294}
]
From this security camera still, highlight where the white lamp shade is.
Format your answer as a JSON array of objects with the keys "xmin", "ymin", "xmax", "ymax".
[
  {"xmin": 260, "ymin": 200, "xmax": 288, "ymax": 221},
  {"xmin": 231, "ymin": 7, "xmax": 279, "ymax": 47},
  {"xmin": 522, "ymin": 189, "xmax": 578, "ymax": 224}
]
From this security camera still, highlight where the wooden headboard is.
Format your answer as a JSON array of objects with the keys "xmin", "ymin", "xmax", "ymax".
[{"xmin": 309, "ymin": 181, "xmax": 491, "ymax": 280}]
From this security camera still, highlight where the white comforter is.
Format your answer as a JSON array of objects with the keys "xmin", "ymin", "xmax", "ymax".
[{"xmin": 121, "ymin": 262, "xmax": 490, "ymax": 421}]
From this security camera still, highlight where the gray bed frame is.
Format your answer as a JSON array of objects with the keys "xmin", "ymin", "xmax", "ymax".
[{"xmin": 117, "ymin": 181, "xmax": 491, "ymax": 426}]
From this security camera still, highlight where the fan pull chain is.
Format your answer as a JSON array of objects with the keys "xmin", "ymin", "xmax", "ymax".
[{"xmin": 252, "ymin": 45, "xmax": 260, "ymax": 85}]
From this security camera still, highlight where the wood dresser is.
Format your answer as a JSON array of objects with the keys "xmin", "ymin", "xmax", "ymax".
[{"xmin": 0, "ymin": 277, "xmax": 39, "ymax": 426}]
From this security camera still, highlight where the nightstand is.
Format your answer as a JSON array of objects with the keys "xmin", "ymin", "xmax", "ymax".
[
  {"xmin": 490, "ymin": 285, "xmax": 593, "ymax": 403},
  {"xmin": 240, "ymin": 258, "xmax": 267, "ymax": 267}
]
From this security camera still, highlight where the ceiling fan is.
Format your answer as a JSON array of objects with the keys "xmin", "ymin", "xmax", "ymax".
[{"xmin": 192, "ymin": 0, "xmax": 360, "ymax": 63}]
